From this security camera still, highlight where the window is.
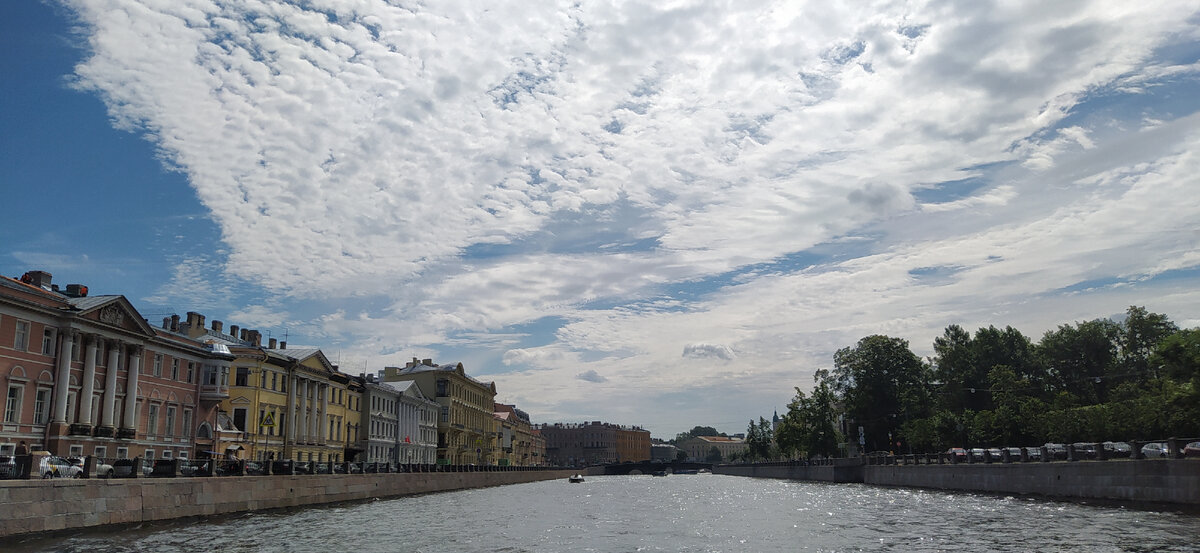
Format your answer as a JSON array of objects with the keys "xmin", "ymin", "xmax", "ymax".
[
  {"xmin": 196, "ymin": 422, "xmax": 212, "ymax": 439},
  {"xmin": 235, "ymin": 367, "xmax": 249, "ymax": 387},
  {"xmin": 271, "ymin": 372, "xmax": 277, "ymax": 390},
  {"xmin": 153, "ymin": 354, "xmax": 163, "ymax": 377},
  {"xmin": 69, "ymin": 444, "xmax": 83, "ymax": 457},
  {"xmin": 233, "ymin": 408, "xmax": 247, "ymax": 432},
  {"xmin": 440, "ymin": 406, "xmax": 449, "ymax": 423},
  {"xmin": 178, "ymin": 451, "xmax": 188, "ymax": 460},
  {"xmin": 41, "ymin": 328, "xmax": 55, "ymax": 355},
  {"xmin": 436, "ymin": 379, "xmax": 448, "ymax": 397},
  {"xmin": 116, "ymin": 447, "xmax": 129, "ymax": 459},
  {"xmin": 147, "ymin": 404, "xmax": 159, "ymax": 437},
  {"xmin": 144, "ymin": 450, "xmax": 155, "ymax": 460},
  {"xmin": 203, "ymin": 365, "xmax": 218, "ymax": 385},
  {"xmin": 33, "ymin": 388, "xmax": 49, "ymax": 425},
  {"xmin": 5, "ymin": 385, "xmax": 22, "ymax": 423},
  {"xmin": 94, "ymin": 446, "xmax": 107, "ymax": 459},
  {"xmin": 161, "ymin": 450, "xmax": 172, "ymax": 460},
  {"xmin": 165, "ymin": 406, "xmax": 176, "ymax": 437},
  {"xmin": 171, "ymin": 359, "xmax": 179, "ymax": 381},
  {"xmin": 14, "ymin": 321, "xmax": 30, "ymax": 351},
  {"xmin": 186, "ymin": 362, "xmax": 195, "ymax": 383},
  {"xmin": 182, "ymin": 410, "xmax": 192, "ymax": 438}
]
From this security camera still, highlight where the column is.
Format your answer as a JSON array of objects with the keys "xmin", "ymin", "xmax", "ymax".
[
  {"xmin": 321, "ymin": 384, "xmax": 329, "ymax": 443},
  {"xmin": 308, "ymin": 382, "xmax": 319, "ymax": 443},
  {"xmin": 289, "ymin": 375, "xmax": 298, "ymax": 444},
  {"xmin": 121, "ymin": 346, "xmax": 141, "ymax": 431},
  {"xmin": 100, "ymin": 342, "xmax": 120, "ymax": 429},
  {"xmin": 52, "ymin": 330, "xmax": 76, "ymax": 423},
  {"xmin": 77, "ymin": 336, "xmax": 99, "ymax": 425},
  {"xmin": 299, "ymin": 379, "xmax": 309, "ymax": 443}
]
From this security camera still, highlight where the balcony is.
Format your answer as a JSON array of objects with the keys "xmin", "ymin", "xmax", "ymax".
[{"xmin": 200, "ymin": 383, "xmax": 229, "ymax": 402}]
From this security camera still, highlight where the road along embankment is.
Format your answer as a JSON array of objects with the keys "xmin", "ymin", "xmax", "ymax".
[
  {"xmin": 0, "ymin": 469, "xmax": 580, "ymax": 539},
  {"xmin": 715, "ymin": 459, "xmax": 1199, "ymax": 505}
]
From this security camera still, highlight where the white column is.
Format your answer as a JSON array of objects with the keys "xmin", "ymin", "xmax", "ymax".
[
  {"xmin": 289, "ymin": 375, "xmax": 298, "ymax": 444},
  {"xmin": 121, "ymin": 346, "xmax": 141, "ymax": 431},
  {"xmin": 299, "ymin": 379, "xmax": 309, "ymax": 443},
  {"xmin": 52, "ymin": 330, "xmax": 76, "ymax": 423},
  {"xmin": 321, "ymin": 384, "xmax": 329, "ymax": 443},
  {"xmin": 101, "ymin": 343, "xmax": 120, "ymax": 428},
  {"xmin": 77, "ymin": 336, "xmax": 99, "ymax": 425}
]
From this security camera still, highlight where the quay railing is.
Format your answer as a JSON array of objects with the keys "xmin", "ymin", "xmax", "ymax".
[{"xmin": 0, "ymin": 453, "xmax": 566, "ymax": 480}]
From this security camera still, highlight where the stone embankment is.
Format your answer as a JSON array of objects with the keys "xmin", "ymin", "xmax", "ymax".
[
  {"xmin": 715, "ymin": 458, "xmax": 1199, "ymax": 506},
  {"xmin": 0, "ymin": 469, "xmax": 582, "ymax": 539}
]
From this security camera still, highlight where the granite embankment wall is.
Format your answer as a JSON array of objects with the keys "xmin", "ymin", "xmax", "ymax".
[
  {"xmin": 718, "ymin": 459, "xmax": 1200, "ymax": 505},
  {"xmin": 864, "ymin": 460, "xmax": 1199, "ymax": 504},
  {"xmin": 0, "ymin": 469, "xmax": 582, "ymax": 539},
  {"xmin": 714, "ymin": 460, "xmax": 863, "ymax": 483}
]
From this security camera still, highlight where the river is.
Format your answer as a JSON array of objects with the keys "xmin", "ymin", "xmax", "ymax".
[{"xmin": 6, "ymin": 474, "xmax": 1198, "ymax": 552}]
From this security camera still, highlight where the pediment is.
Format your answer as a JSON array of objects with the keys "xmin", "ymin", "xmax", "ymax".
[
  {"xmin": 230, "ymin": 396, "xmax": 253, "ymax": 405},
  {"xmin": 76, "ymin": 296, "xmax": 156, "ymax": 336}
]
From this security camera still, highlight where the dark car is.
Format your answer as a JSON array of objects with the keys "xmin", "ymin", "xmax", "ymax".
[
  {"xmin": 1071, "ymin": 442, "xmax": 1099, "ymax": 460},
  {"xmin": 1044, "ymin": 443, "xmax": 1068, "ymax": 460},
  {"xmin": 1102, "ymin": 441, "xmax": 1132, "ymax": 458}
]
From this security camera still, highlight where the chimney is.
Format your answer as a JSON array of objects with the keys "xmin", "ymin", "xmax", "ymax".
[
  {"xmin": 279, "ymin": 341, "xmax": 286, "ymax": 350},
  {"xmin": 20, "ymin": 270, "xmax": 52, "ymax": 288},
  {"xmin": 269, "ymin": 338, "xmax": 277, "ymax": 349},
  {"xmin": 64, "ymin": 284, "xmax": 89, "ymax": 298},
  {"xmin": 187, "ymin": 312, "xmax": 205, "ymax": 330},
  {"xmin": 240, "ymin": 328, "xmax": 249, "ymax": 341},
  {"xmin": 212, "ymin": 320, "xmax": 223, "ymax": 333},
  {"xmin": 170, "ymin": 314, "xmax": 180, "ymax": 332},
  {"xmin": 163, "ymin": 317, "xmax": 172, "ymax": 330},
  {"xmin": 229, "ymin": 325, "xmax": 239, "ymax": 339},
  {"xmin": 423, "ymin": 358, "xmax": 433, "ymax": 366},
  {"xmin": 251, "ymin": 331, "xmax": 262, "ymax": 347}
]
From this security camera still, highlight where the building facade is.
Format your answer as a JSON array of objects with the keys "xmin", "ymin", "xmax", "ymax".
[
  {"xmin": 537, "ymin": 421, "xmax": 651, "ymax": 466},
  {"xmin": 677, "ymin": 435, "xmax": 746, "ymax": 462},
  {"xmin": 381, "ymin": 359, "xmax": 497, "ymax": 465},
  {"xmin": 494, "ymin": 403, "xmax": 545, "ymax": 466},
  {"xmin": 1, "ymin": 271, "xmax": 228, "ymax": 461}
]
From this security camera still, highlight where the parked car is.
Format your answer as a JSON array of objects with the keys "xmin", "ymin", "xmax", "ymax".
[
  {"xmin": 1004, "ymin": 447, "xmax": 1023, "ymax": 460},
  {"xmin": 1025, "ymin": 447, "xmax": 1042, "ymax": 461},
  {"xmin": 40, "ymin": 455, "xmax": 82, "ymax": 479},
  {"xmin": 68, "ymin": 457, "xmax": 115, "ymax": 478},
  {"xmin": 1184, "ymin": 442, "xmax": 1200, "ymax": 458},
  {"xmin": 1141, "ymin": 442, "xmax": 1172, "ymax": 458},
  {"xmin": 111, "ymin": 458, "xmax": 153, "ymax": 477},
  {"xmin": 1102, "ymin": 441, "xmax": 1132, "ymax": 458},
  {"xmin": 945, "ymin": 448, "xmax": 967, "ymax": 461},
  {"xmin": 1071, "ymin": 442, "xmax": 1099, "ymax": 460},
  {"xmin": 1044, "ymin": 443, "xmax": 1068, "ymax": 460},
  {"xmin": 968, "ymin": 448, "xmax": 986, "ymax": 462}
]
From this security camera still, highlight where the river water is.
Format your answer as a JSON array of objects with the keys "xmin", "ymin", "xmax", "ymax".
[{"xmin": 7, "ymin": 474, "xmax": 1199, "ymax": 552}]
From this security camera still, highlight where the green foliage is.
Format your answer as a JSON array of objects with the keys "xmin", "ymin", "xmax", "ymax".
[
  {"xmin": 705, "ymin": 446, "xmax": 723, "ymax": 463},
  {"xmin": 805, "ymin": 306, "xmax": 1195, "ymax": 453},
  {"xmin": 672, "ymin": 426, "xmax": 723, "ymax": 444},
  {"xmin": 745, "ymin": 417, "xmax": 774, "ymax": 461}
]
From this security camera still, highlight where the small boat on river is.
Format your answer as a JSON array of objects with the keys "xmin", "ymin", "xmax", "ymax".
[{"xmin": 568, "ymin": 474, "xmax": 585, "ymax": 483}]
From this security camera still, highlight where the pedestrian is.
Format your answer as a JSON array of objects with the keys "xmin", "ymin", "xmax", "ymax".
[{"xmin": 14, "ymin": 441, "xmax": 28, "ymax": 455}]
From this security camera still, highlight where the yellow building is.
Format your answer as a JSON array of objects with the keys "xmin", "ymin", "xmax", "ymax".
[
  {"xmin": 494, "ymin": 403, "xmax": 544, "ymax": 466},
  {"xmin": 382, "ymin": 359, "xmax": 496, "ymax": 465}
]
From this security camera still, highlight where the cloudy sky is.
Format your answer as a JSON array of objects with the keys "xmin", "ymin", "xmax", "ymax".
[{"xmin": 3, "ymin": 0, "xmax": 1199, "ymax": 438}]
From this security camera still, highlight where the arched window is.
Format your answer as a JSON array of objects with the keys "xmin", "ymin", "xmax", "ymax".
[{"xmin": 196, "ymin": 421, "xmax": 213, "ymax": 439}]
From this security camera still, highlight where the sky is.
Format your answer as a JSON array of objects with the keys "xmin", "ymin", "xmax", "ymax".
[{"xmin": 3, "ymin": 1, "xmax": 1199, "ymax": 439}]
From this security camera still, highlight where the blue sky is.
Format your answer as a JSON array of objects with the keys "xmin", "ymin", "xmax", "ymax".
[{"xmin": 4, "ymin": 1, "xmax": 1200, "ymax": 438}]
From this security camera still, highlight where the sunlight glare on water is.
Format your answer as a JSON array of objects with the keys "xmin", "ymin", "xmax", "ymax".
[{"xmin": 6, "ymin": 474, "xmax": 1198, "ymax": 552}]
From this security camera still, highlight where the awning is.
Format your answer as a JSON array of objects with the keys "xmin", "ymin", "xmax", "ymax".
[{"xmin": 225, "ymin": 445, "xmax": 244, "ymax": 451}]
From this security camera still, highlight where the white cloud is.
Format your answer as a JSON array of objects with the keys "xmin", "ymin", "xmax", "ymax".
[{"xmin": 64, "ymin": 0, "xmax": 1200, "ymax": 436}]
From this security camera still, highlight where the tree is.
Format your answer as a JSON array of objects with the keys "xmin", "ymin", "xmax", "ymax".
[
  {"xmin": 1118, "ymin": 306, "xmax": 1178, "ymax": 381},
  {"xmin": 832, "ymin": 335, "xmax": 929, "ymax": 453},
  {"xmin": 673, "ymin": 426, "xmax": 722, "ymax": 444},
  {"xmin": 1037, "ymin": 319, "xmax": 1120, "ymax": 404},
  {"xmin": 745, "ymin": 418, "xmax": 773, "ymax": 461},
  {"xmin": 705, "ymin": 446, "xmax": 723, "ymax": 463}
]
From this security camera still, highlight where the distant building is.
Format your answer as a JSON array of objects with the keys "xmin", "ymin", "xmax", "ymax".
[
  {"xmin": 537, "ymin": 421, "xmax": 650, "ymax": 466},
  {"xmin": 651, "ymin": 442, "xmax": 678, "ymax": 462},
  {"xmin": 677, "ymin": 436, "xmax": 746, "ymax": 462},
  {"xmin": 494, "ymin": 403, "xmax": 545, "ymax": 466}
]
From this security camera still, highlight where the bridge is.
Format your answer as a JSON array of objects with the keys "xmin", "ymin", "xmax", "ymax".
[{"xmin": 601, "ymin": 461, "xmax": 713, "ymax": 475}]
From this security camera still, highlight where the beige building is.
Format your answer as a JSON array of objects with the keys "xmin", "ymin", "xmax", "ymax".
[
  {"xmin": 381, "ymin": 359, "xmax": 496, "ymax": 465},
  {"xmin": 494, "ymin": 403, "xmax": 545, "ymax": 466},
  {"xmin": 678, "ymin": 436, "xmax": 746, "ymax": 462}
]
